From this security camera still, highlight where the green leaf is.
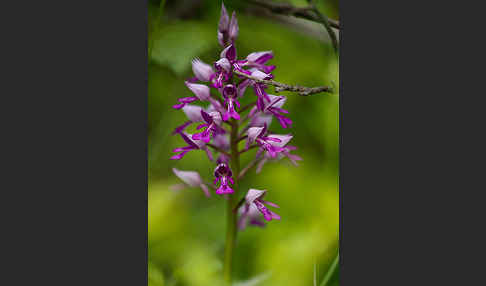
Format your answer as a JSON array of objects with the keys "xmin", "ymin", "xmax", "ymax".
[
  {"xmin": 320, "ymin": 252, "xmax": 339, "ymax": 286},
  {"xmin": 151, "ymin": 21, "xmax": 215, "ymax": 75}
]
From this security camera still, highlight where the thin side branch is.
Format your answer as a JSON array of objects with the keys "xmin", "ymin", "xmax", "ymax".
[
  {"xmin": 238, "ymin": 101, "xmax": 256, "ymax": 114},
  {"xmin": 238, "ymin": 157, "xmax": 263, "ymax": 179},
  {"xmin": 232, "ymin": 196, "xmax": 246, "ymax": 213},
  {"xmin": 206, "ymin": 143, "xmax": 231, "ymax": 157},
  {"xmin": 237, "ymin": 135, "xmax": 248, "ymax": 143},
  {"xmin": 239, "ymin": 144, "xmax": 259, "ymax": 155},
  {"xmin": 234, "ymin": 70, "xmax": 333, "ymax": 96}
]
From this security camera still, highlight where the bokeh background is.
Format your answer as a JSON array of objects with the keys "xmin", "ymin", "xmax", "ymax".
[{"xmin": 148, "ymin": 1, "xmax": 339, "ymax": 285}]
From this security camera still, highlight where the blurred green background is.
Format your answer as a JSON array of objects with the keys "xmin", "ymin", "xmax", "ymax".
[{"xmin": 148, "ymin": 1, "xmax": 339, "ymax": 285}]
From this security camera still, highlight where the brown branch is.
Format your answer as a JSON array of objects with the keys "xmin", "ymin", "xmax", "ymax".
[
  {"xmin": 247, "ymin": 0, "xmax": 339, "ymax": 29},
  {"xmin": 247, "ymin": 0, "xmax": 339, "ymax": 53},
  {"xmin": 234, "ymin": 70, "xmax": 333, "ymax": 96}
]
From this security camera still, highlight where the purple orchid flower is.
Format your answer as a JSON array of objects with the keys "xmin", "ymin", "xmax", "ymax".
[
  {"xmin": 239, "ymin": 189, "xmax": 280, "ymax": 225},
  {"xmin": 172, "ymin": 168, "xmax": 210, "ymax": 197},
  {"xmin": 173, "ymin": 81, "xmax": 211, "ymax": 109},
  {"xmin": 221, "ymin": 84, "xmax": 240, "ymax": 121},
  {"xmin": 212, "ymin": 57, "xmax": 231, "ymax": 88},
  {"xmin": 247, "ymin": 94, "xmax": 291, "ymax": 128},
  {"xmin": 237, "ymin": 203, "xmax": 266, "ymax": 230},
  {"xmin": 172, "ymin": 104, "xmax": 205, "ymax": 135},
  {"xmin": 256, "ymin": 144, "xmax": 302, "ymax": 173},
  {"xmin": 247, "ymin": 124, "xmax": 288, "ymax": 158},
  {"xmin": 214, "ymin": 163, "xmax": 234, "ymax": 194},
  {"xmin": 237, "ymin": 51, "xmax": 275, "ymax": 74},
  {"xmin": 192, "ymin": 110, "xmax": 225, "ymax": 143},
  {"xmin": 264, "ymin": 95, "xmax": 292, "ymax": 128},
  {"xmin": 214, "ymin": 35, "xmax": 237, "ymax": 90},
  {"xmin": 171, "ymin": 132, "xmax": 213, "ymax": 161}
]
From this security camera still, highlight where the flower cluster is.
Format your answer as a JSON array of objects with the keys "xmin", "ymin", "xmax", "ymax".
[{"xmin": 170, "ymin": 3, "xmax": 303, "ymax": 228}]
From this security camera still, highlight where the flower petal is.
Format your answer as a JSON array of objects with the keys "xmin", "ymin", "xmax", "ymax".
[
  {"xmin": 251, "ymin": 70, "xmax": 271, "ymax": 80},
  {"xmin": 172, "ymin": 168, "xmax": 202, "ymax": 187},
  {"xmin": 245, "ymin": 189, "xmax": 266, "ymax": 205},
  {"xmin": 218, "ymin": 2, "xmax": 229, "ymax": 32},
  {"xmin": 200, "ymin": 109, "xmax": 213, "ymax": 124},
  {"xmin": 182, "ymin": 105, "xmax": 204, "ymax": 122},
  {"xmin": 214, "ymin": 57, "xmax": 231, "ymax": 72},
  {"xmin": 228, "ymin": 11, "xmax": 239, "ymax": 42},
  {"xmin": 192, "ymin": 58, "xmax": 214, "ymax": 82},
  {"xmin": 180, "ymin": 132, "xmax": 199, "ymax": 149},
  {"xmin": 171, "ymin": 120, "xmax": 192, "ymax": 135},
  {"xmin": 266, "ymin": 94, "xmax": 286, "ymax": 109},
  {"xmin": 250, "ymin": 114, "xmax": 273, "ymax": 128},
  {"xmin": 247, "ymin": 126, "xmax": 264, "ymax": 144},
  {"xmin": 185, "ymin": 81, "xmax": 210, "ymax": 101},
  {"xmin": 268, "ymin": 134, "xmax": 293, "ymax": 147},
  {"xmin": 246, "ymin": 51, "xmax": 273, "ymax": 64},
  {"xmin": 220, "ymin": 44, "xmax": 236, "ymax": 62},
  {"xmin": 213, "ymin": 134, "xmax": 230, "ymax": 150}
]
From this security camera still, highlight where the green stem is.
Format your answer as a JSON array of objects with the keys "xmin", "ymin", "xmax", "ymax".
[
  {"xmin": 319, "ymin": 251, "xmax": 339, "ymax": 286},
  {"xmin": 223, "ymin": 119, "xmax": 241, "ymax": 285}
]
